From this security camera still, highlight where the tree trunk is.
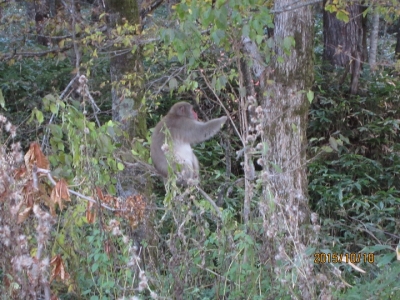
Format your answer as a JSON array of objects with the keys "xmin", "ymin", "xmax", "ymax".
[
  {"xmin": 106, "ymin": 0, "xmax": 148, "ymax": 195},
  {"xmin": 369, "ymin": 10, "xmax": 380, "ymax": 70},
  {"xmin": 323, "ymin": 2, "xmax": 364, "ymax": 94},
  {"xmin": 106, "ymin": 0, "xmax": 155, "ymax": 269},
  {"xmin": 260, "ymin": 0, "xmax": 317, "ymax": 298}
]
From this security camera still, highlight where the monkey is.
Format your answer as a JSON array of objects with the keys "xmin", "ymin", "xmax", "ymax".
[{"xmin": 150, "ymin": 102, "xmax": 227, "ymax": 182}]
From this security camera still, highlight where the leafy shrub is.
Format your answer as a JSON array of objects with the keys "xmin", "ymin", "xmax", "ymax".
[{"xmin": 308, "ymin": 71, "xmax": 400, "ymax": 296}]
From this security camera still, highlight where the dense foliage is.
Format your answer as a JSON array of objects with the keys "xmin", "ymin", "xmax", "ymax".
[
  {"xmin": 308, "ymin": 68, "xmax": 400, "ymax": 296},
  {"xmin": 1, "ymin": 0, "xmax": 400, "ymax": 299}
]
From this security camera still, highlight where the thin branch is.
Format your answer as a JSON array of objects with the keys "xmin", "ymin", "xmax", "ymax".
[
  {"xmin": 198, "ymin": 70, "xmax": 244, "ymax": 145},
  {"xmin": 140, "ymin": 0, "xmax": 165, "ymax": 19},
  {"xmin": 78, "ymin": 75, "xmax": 101, "ymax": 127},
  {"xmin": 272, "ymin": 0, "xmax": 323, "ymax": 13},
  {"xmin": 36, "ymin": 167, "xmax": 120, "ymax": 211},
  {"xmin": 196, "ymin": 186, "xmax": 223, "ymax": 219},
  {"xmin": 0, "ymin": 46, "xmax": 73, "ymax": 61},
  {"xmin": 41, "ymin": 74, "xmax": 80, "ymax": 149}
]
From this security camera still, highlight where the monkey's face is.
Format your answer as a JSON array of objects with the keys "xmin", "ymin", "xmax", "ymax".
[{"xmin": 185, "ymin": 104, "xmax": 198, "ymax": 120}]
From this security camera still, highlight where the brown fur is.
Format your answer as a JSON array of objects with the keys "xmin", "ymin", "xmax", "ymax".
[{"xmin": 150, "ymin": 102, "xmax": 227, "ymax": 180}]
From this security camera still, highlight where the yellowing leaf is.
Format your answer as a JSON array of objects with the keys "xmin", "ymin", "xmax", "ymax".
[
  {"xmin": 336, "ymin": 10, "xmax": 349, "ymax": 23},
  {"xmin": 75, "ymin": 23, "xmax": 81, "ymax": 34}
]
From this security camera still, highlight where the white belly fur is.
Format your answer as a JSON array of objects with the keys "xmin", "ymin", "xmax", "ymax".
[
  {"xmin": 174, "ymin": 143, "xmax": 194, "ymax": 165},
  {"xmin": 173, "ymin": 142, "xmax": 198, "ymax": 178}
]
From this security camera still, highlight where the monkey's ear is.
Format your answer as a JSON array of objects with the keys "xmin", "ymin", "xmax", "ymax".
[{"xmin": 179, "ymin": 105, "xmax": 186, "ymax": 115}]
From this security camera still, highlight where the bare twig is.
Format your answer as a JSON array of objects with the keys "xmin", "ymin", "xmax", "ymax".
[
  {"xmin": 0, "ymin": 46, "xmax": 73, "ymax": 61},
  {"xmin": 196, "ymin": 186, "xmax": 223, "ymax": 219},
  {"xmin": 36, "ymin": 167, "xmax": 120, "ymax": 211},
  {"xmin": 272, "ymin": 0, "xmax": 322, "ymax": 13},
  {"xmin": 198, "ymin": 70, "xmax": 243, "ymax": 145}
]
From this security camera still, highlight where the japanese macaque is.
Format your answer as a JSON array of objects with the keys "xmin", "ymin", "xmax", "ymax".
[{"xmin": 150, "ymin": 102, "xmax": 227, "ymax": 182}]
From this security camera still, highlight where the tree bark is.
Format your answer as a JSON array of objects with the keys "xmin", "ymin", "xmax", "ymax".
[
  {"xmin": 106, "ymin": 0, "xmax": 155, "ymax": 270},
  {"xmin": 323, "ymin": 2, "xmax": 364, "ymax": 94},
  {"xmin": 260, "ymin": 0, "xmax": 317, "ymax": 297},
  {"xmin": 369, "ymin": 10, "xmax": 380, "ymax": 70},
  {"xmin": 106, "ymin": 0, "xmax": 148, "ymax": 195}
]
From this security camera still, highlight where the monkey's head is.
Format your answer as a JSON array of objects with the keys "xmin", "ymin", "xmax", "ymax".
[{"xmin": 170, "ymin": 102, "xmax": 198, "ymax": 120}]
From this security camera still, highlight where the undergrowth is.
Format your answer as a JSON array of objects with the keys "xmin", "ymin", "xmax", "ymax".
[{"xmin": 308, "ymin": 69, "xmax": 400, "ymax": 298}]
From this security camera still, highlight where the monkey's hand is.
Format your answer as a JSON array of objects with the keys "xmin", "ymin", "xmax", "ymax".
[{"xmin": 219, "ymin": 116, "xmax": 228, "ymax": 125}]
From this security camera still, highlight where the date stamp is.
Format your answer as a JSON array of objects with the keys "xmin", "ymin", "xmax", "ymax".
[{"xmin": 314, "ymin": 253, "xmax": 375, "ymax": 264}]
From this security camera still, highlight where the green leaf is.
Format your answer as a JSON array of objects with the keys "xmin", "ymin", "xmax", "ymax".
[
  {"xmin": 336, "ymin": 10, "xmax": 349, "ymax": 23},
  {"xmin": 91, "ymin": 263, "xmax": 99, "ymax": 272},
  {"xmin": 57, "ymin": 234, "xmax": 65, "ymax": 246},
  {"xmin": 211, "ymin": 30, "xmax": 221, "ymax": 44},
  {"xmin": 57, "ymin": 142, "xmax": 64, "ymax": 151},
  {"xmin": 169, "ymin": 77, "xmax": 178, "ymax": 91},
  {"xmin": 307, "ymin": 90, "xmax": 314, "ymax": 103},
  {"xmin": 75, "ymin": 23, "xmax": 81, "ymax": 34},
  {"xmin": 256, "ymin": 35, "xmax": 263, "ymax": 45},
  {"xmin": 193, "ymin": 48, "xmax": 200, "ymax": 58},
  {"xmin": 117, "ymin": 162, "xmax": 124, "ymax": 170},
  {"xmin": 362, "ymin": 245, "xmax": 393, "ymax": 253},
  {"xmin": 35, "ymin": 109, "xmax": 44, "ymax": 124},
  {"xmin": 329, "ymin": 136, "xmax": 338, "ymax": 151},
  {"xmin": 321, "ymin": 146, "xmax": 333, "ymax": 153},
  {"xmin": 44, "ymin": 94, "xmax": 56, "ymax": 102},
  {"xmin": 325, "ymin": 4, "xmax": 337, "ymax": 13},
  {"xmin": 283, "ymin": 36, "xmax": 295, "ymax": 50},
  {"xmin": 49, "ymin": 124, "xmax": 63, "ymax": 139},
  {"xmin": 215, "ymin": 0, "xmax": 225, "ymax": 9},
  {"xmin": 203, "ymin": 7, "xmax": 214, "ymax": 27},
  {"xmin": 50, "ymin": 103, "xmax": 58, "ymax": 114},
  {"xmin": 242, "ymin": 24, "xmax": 250, "ymax": 37},
  {"xmin": 266, "ymin": 37, "xmax": 274, "ymax": 48},
  {"xmin": 376, "ymin": 253, "xmax": 396, "ymax": 267},
  {"xmin": 339, "ymin": 134, "xmax": 350, "ymax": 144},
  {"xmin": 0, "ymin": 89, "xmax": 6, "ymax": 110}
]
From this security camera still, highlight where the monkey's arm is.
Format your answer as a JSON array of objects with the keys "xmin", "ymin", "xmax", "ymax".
[{"xmin": 175, "ymin": 116, "xmax": 227, "ymax": 144}]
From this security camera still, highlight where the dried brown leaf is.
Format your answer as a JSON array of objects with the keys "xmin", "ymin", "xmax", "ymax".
[
  {"xmin": 50, "ymin": 179, "xmax": 71, "ymax": 211},
  {"xmin": 23, "ymin": 180, "xmax": 35, "ymax": 207},
  {"xmin": 39, "ymin": 183, "xmax": 56, "ymax": 216},
  {"xmin": 86, "ymin": 201, "xmax": 96, "ymax": 224},
  {"xmin": 13, "ymin": 166, "xmax": 27, "ymax": 179},
  {"xmin": 95, "ymin": 186, "xmax": 104, "ymax": 200},
  {"xmin": 50, "ymin": 254, "xmax": 70, "ymax": 283},
  {"xmin": 17, "ymin": 206, "xmax": 32, "ymax": 224},
  {"xmin": 24, "ymin": 142, "xmax": 49, "ymax": 170}
]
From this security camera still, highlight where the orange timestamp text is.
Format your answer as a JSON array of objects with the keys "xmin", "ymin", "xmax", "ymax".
[{"xmin": 314, "ymin": 253, "xmax": 374, "ymax": 264}]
